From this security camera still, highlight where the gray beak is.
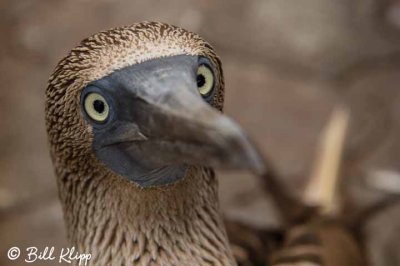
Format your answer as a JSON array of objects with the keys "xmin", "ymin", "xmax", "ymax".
[{"xmin": 88, "ymin": 55, "xmax": 266, "ymax": 186}]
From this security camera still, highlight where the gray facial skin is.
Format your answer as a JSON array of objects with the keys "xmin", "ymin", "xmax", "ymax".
[{"xmin": 80, "ymin": 55, "xmax": 265, "ymax": 187}]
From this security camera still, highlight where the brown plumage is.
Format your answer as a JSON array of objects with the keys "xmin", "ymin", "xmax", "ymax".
[
  {"xmin": 45, "ymin": 22, "xmax": 266, "ymax": 265},
  {"xmin": 45, "ymin": 21, "xmax": 364, "ymax": 266},
  {"xmin": 270, "ymin": 220, "xmax": 363, "ymax": 266}
]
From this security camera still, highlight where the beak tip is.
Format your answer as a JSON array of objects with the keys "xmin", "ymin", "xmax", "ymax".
[
  {"xmin": 247, "ymin": 153, "xmax": 268, "ymax": 176},
  {"xmin": 234, "ymin": 132, "xmax": 268, "ymax": 176}
]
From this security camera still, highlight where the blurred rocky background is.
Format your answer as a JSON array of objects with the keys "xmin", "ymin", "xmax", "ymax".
[{"xmin": 0, "ymin": 0, "xmax": 399, "ymax": 265}]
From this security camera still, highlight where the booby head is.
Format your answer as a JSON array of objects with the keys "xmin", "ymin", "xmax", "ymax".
[{"xmin": 46, "ymin": 22, "xmax": 265, "ymax": 187}]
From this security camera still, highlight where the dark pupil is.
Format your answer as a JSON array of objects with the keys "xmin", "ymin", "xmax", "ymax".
[
  {"xmin": 93, "ymin": 100, "xmax": 105, "ymax": 113},
  {"xmin": 197, "ymin": 74, "xmax": 206, "ymax": 88}
]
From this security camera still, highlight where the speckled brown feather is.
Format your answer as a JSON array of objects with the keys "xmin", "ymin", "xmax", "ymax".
[
  {"xmin": 270, "ymin": 220, "xmax": 364, "ymax": 266},
  {"xmin": 45, "ymin": 22, "xmax": 233, "ymax": 265}
]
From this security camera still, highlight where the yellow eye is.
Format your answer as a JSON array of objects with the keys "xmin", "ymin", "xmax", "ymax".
[
  {"xmin": 83, "ymin": 92, "xmax": 109, "ymax": 122},
  {"xmin": 197, "ymin": 65, "xmax": 214, "ymax": 97}
]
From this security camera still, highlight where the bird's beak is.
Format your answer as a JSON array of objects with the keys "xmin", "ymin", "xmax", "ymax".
[
  {"xmin": 137, "ymin": 89, "xmax": 266, "ymax": 175},
  {"xmin": 92, "ymin": 55, "xmax": 266, "ymax": 186}
]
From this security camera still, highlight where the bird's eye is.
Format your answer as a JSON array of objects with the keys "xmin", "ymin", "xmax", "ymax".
[
  {"xmin": 83, "ymin": 92, "xmax": 109, "ymax": 122},
  {"xmin": 197, "ymin": 64, "xmax": 214, "ymax": 97}
]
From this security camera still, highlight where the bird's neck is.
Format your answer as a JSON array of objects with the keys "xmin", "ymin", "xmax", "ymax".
[{"xmin": 57, "ymin": 166, "xmax": 236, "ymax": 265}]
